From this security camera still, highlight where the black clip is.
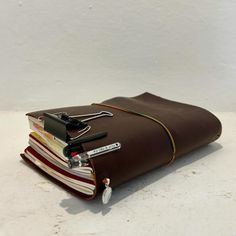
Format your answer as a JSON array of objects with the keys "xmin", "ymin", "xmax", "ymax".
[
  {"xmin": 43, "ymin": 112, "xmax": 87, "ymax": 142},
  {"xmin": 43, "ymin": 111, "xmax": 113, "ymax": 142}
]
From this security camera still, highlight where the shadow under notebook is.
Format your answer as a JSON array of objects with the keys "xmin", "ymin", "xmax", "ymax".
[{"xmin": 58, "ymin": 142, "xmax": 222, "ymax": 215}]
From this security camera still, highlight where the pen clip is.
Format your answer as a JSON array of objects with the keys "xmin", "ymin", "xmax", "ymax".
[{"xmin": 63, "ymin": 131, "xmax": 108, "ymax": 157}]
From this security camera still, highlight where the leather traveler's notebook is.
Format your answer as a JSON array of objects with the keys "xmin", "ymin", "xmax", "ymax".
[{"xmin": 20, "ymin": 92, "xmax": 222, "ymax": 203}]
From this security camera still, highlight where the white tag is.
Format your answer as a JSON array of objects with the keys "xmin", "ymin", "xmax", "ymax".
[
  {"xmin": 102, "ymin": 178, "xmax": 112, "ymax": 204},
  {"xmin": 102, "ymin": 186, "xmax": 112, "ymax": 204}
]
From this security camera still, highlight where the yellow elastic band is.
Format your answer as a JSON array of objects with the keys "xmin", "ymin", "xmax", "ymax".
[{"xmin": 92, "ymin": 103, "xmax": 176, "ymax": 164}]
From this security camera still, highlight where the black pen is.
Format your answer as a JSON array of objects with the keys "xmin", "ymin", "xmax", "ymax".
[{"xmin": 63, "ymin": 131, "xmax": 107, "ymax": 157}]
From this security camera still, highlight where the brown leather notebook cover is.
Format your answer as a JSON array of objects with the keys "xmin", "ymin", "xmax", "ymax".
[{"xmin": 22, "ymin": 92, "xmax": 222, "ymax": 199}]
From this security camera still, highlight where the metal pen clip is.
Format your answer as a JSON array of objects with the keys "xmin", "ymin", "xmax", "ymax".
[{"xmin": 68, "ymin": 142, "xmax": 121, "ymax": 168}]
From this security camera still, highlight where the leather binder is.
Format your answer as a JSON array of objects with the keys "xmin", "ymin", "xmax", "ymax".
[{"xmin": 21, "ymin": 92, "xmax": 222, "ymax": 200}]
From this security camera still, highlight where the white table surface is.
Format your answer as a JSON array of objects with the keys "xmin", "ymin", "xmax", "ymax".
[{"xmin": 0, "ymin": 111, "xmax": 235, "ymax": 236}]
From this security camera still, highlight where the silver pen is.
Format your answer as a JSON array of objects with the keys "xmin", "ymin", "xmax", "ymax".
[{"xmin": 68, "ymin": 142, "xmax": 121, "ymax": 168}]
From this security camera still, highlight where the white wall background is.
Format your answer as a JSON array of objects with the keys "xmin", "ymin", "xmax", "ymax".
[{"xmin": 1, "ymin": 0, "xmax": 236, "ymax": 111}]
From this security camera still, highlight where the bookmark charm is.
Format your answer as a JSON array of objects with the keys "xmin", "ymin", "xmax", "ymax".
[{"xmin": 102, "ymin": 178, "xmax": 112, "ymax": 204}]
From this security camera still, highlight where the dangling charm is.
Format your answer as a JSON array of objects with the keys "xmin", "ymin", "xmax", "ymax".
[{"xmin": 102, "ymin": 178, "xmax": 112, "ymax": 204}]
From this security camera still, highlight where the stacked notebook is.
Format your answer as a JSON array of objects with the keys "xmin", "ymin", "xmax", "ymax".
[
  {"xmin": 22, "ymin": 113, "xmax": 97, "ymax": 198},
  {"xmin": 21, "ymin": 93, "xmax": 222, "ymax": 203}
]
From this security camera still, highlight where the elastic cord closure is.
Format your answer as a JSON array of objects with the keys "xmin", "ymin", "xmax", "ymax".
[{"xmin": 92, "ymin": 103, "xmax": 177, "ymax": 164}]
